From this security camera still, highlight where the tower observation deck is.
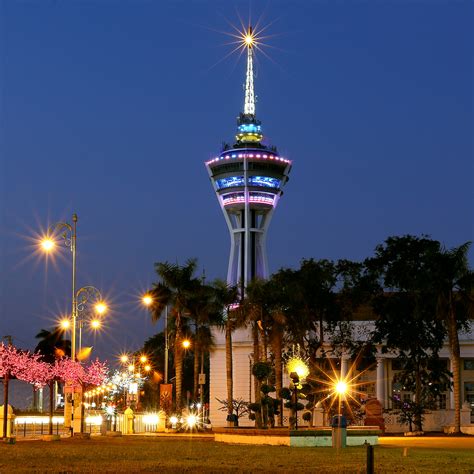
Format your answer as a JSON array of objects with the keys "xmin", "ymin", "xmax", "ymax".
[{"xmin": 205, "ymin": 27, "xmax": 292, "ymax": 290}]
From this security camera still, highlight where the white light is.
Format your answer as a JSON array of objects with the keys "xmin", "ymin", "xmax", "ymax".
[
  {"xmin": 85, "ymin": 415, "xmax": 103, "ymax": 426},
  {"xmin": 169, "ymin": 416, "xmax": 178, "ymax": 426},
  {"xmin": 143, "ymin": 414, "xmax": 159, "ymax": 425},
  {"xmin": 106, "ymin": 406, "xmax": 115, "ymax": 415},
  {"xmin": 15, "ymin": 416, "xmax": 64, "ymax": 425},
  {"xmin": 186, "ymin": 414, "xmax": 197, "ymax": 428}
]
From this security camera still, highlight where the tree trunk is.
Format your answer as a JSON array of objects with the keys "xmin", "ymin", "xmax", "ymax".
[
  {"xmin": 174, "ymin": 321, "xmax": 183, "ymax": 412},
  {"xmin": 225, "ymin": 319, "xmax": 233, "ymax": 418},
  {"xmin": 447, "ymin": 302, "xmax": 461, "ymax": 433},
  {"xmin": 271, "ymin": 330, "xmax": 284, "ymax": 427},
  {"xmin": 193, "ymin": 346, "xmax": 200, "ymax": 399},
  {"xmin": 49, "ymin": 382, "xmax": 54, "ymax": 435},
  {"xmin": 415, "ymin": 362, "xmax": 423, "ymax": 431},
  {"xmin": 3, "ymin": 373, "xmax": 9, "ymax": 439},
  {"xmin": 252, "ymin": 322, "xmax": 262, "ymax": 428}
]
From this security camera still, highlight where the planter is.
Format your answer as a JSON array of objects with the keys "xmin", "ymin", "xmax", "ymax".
[
  {"xmin": 73, "ymin": 432, "xmax": 91, "ymax": 439},
  {"xmin": 106, "ymin": 431, "xmax": 122, "ymax": 437},
  {"xmin": 3, "ymin": 437, "xmax": 15, "ymax": 444},
  {"xmin": 404, "ymin": 431, "xmax": 424, "ymax": 437},
  {"xmin": 42, "ymin": 434, "xmax": 61, "ymax": 442},
  {"xmin": 213, "ymin": 426, "xmax": 381, "ymax": 447}
]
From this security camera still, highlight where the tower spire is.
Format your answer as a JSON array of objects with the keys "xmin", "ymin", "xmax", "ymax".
[{"xmin": 244, "ymin": 26, "xmax": 255, "ymax": 116}]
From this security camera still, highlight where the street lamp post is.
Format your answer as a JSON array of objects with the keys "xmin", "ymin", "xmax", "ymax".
[{"xmin": 41, "ymin": 214, "xmax": 78, "ymax": 359}]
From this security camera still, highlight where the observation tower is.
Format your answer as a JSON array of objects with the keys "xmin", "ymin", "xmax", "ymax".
[
  {"xmin": 206, "ymin": 26, "xmax": 292, "ymax": 426},
  {"xmin": 205, "ymin": 27, "xmax": 292, "ymax": 291}
]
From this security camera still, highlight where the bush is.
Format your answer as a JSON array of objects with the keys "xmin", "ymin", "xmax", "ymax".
[
  {"xmin": 279, "ymin": 387, "xmax": 291, "ymax": 400},
  {"xmin": 302, "ymin": 412, "xmax": 312, "ymax": 422}
]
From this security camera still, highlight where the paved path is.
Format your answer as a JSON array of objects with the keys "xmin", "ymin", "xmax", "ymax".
[{"xmin": 379, "ymin": 436, "xmax": 474, "ymax": 449}]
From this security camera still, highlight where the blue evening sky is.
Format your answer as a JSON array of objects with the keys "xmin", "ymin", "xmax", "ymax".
[{"xmin": 1, "ymin": 1, "xmax": 472, "ymax": 359}]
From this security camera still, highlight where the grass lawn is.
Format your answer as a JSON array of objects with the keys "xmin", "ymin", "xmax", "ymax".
[{"xmin": 0, "ymin": 437, "xmax": 473, "ymax": 473}]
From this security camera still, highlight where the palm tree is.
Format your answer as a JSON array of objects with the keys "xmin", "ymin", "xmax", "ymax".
[
  {"xmin": 185, "ymin": 283, "xmax": 221, "ymax": 399},
  {"xmin": 147, "ymin": 259, "xmax": 200, "ymax": 411},
  {"xmin": 433, "ymin": 242, "xmax": 474, "ymax": 433},
  {"xmin": 212, "ymin": 280, "xmax": 239, "ymax": 422},
  {"xmin": 34, "ymin": 328, "xmax": 71, "ymax": 362}
]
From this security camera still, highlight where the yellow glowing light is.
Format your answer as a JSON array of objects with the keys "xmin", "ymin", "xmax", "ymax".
[
  {"xmin": 144, "ymin": 364, "xmax": 151, "ymax": 372},
  {"xmin": 286, "ymin": 357, "xmax": 310, "ymax": 382},
  {"xmin": 128, "ymin": 364, "xmax": 135, "ymax": 372},
  {"xmin": 142, "ymin": 295, "xmax": 153, "ymax": 307},
  {"xmin": 60, "ymin": 319, "xmax": 70, "ymax": 330},
  {"xmin": 120, "ymin": 355, "xmax": 129, "ymax": 363},
  {"xmin": 90, "ymin": 319, "xmax": 101, "ymax": 330},
  {"xmin": 182, "ymin": 339, "xmax": 191, "ymax": 349},
  {"xmin": 41, "ymin": 238, "xmax": 55, "ymax": 252},
  {"xmin": 140, "ymin": 355, "xmax": 147, "ymax": 363},
  {"xmin": 95, "ymin": 302, "xmax": 107, "ymax": 315},
  {"xmin": 335, "ymin": 380, "xmax": 348, "ymax": 395},
  {"xmin": 245, "ymin": 34, "xmax": 254, "ymax": 46}
]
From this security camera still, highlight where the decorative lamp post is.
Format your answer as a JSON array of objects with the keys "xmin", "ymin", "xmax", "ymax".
[
  {"xmin": 40, "ymin": 214, "xmax": 78, "ymax": 360},
  {"xmin": 75, "ymin": 286, "xmax": 107, "ymax": 353}
]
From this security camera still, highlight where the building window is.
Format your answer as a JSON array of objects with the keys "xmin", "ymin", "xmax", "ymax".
[
  {"xmin": 463, "ymin": 359, "xmax": 474, "ymax": 371},
  {"xmin": 438, "ymin": 394, "xmax": 447, "ymax": 410}
]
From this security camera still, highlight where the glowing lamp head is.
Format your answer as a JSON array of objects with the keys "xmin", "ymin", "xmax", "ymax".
[
  {"xmin": 90, "ymin": 319, "xmax": 101, "ymax": 330},
  {"xmin": 245, "ymin": 34, "xmax": 253, "ymax": 46},
  {"xmin": 335, "ymin": 380, "xmax": 348, "ymax": 395},
  {"xmin": 95, "ymin": 302, "xmax": 107, "ymax": 315},
  {"xmin": 60, "ymin": 319, "xmax": 70, "ymax": 330},
  {"xmin": 41, "ymin": 238, "xmax": 55, "ymax": 252},
  {"xmin": 142, "ymin": 295, "xmax": 153, "ymax": 307},
  {"xmin": 144, "ymin": 364, "xmax": 151, "ymax": 372},
  {"xmin": 128, "ymin": 364, "xmax": 135, "ymax": 372},
  {"xmin": 169, "ymin": 416, "xmax": 178, "ymax": 426},
  {"xmin": 182, "ymin": 339, "xmax": 191, "ymax": 349},
  {"xmin": 140, "ymin": 355, "xmax": 147, "ymax": 363},
  {"xmin": 286, "ymin": 357, "xmax": 310, "ymax": 382},
  {"xmin": 187, "ymin": 414, "xmax": 197, "ymax": 428},
  {"xmin": 120, "ymin": 355, "xmax": 129, "ymax": 364}
]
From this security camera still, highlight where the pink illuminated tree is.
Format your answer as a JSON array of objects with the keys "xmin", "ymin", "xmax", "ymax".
[{"xmin": 0, "ymin": 343, "xmax": 44, "ymax": 438}]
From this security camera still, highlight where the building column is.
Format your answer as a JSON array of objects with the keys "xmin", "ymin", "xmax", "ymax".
[
  {"xmin": 376, "ymin": 357, "xmax": 385, "ymax": 408},
  {"xmin": 340, "ymin": 354, "xmax": 349, "ymax": 379}
]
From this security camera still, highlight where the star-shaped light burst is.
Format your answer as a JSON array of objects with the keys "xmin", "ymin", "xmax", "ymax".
[
  {"xmin": 217, "ymin": 16, "xmax": 277, "ymax": 66},
  {"xmin": 310, "ymin": 352, "xmax": 375, "ymax": 417}
]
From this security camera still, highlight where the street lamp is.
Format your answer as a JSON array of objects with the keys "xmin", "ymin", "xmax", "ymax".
[
  {"xmin": 40, "ymin": 214, "xmax": 77, "ymax": 360},
  {"xmin": 76, "ymin": 286, "xmax": 107, "ymax": 354},
  {"xmin": 119, "ymin": 353, "xmax": 152, "ymax": 408},
  {"xmin": 182, "ymin": 339, "xmax": 191, "ymax": 349},
  {"xmin": 141, "ymin": 293, "xmax": 170, "ymax": 384}
]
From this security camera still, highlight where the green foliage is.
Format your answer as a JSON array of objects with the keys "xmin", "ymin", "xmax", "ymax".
[
  {"xmin": 260, "ymin": 384, "xmax": 275, "ymax": 395},
  {"xmin": 252, "ymin": 361, "xmax": 272, "ymax": 381},
  {"xmin": 279, "ymin": 387, "xmax": 291, "ymax": 400}
]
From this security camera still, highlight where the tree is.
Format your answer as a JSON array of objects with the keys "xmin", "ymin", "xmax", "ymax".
[
  {"xmin": 147, "ymin": 259, "xmax": 200, "ymax": 411},
  {"xmin": 0, "ymin": 343, "xmax": 44, "ymax": 438},
  {"xmin": 432, "ymin": 242, "xmax": 474, "ymax": 433},
  {"xmin": 212, "ymin": 280, "xmax": 239, "ymax": 422},
  {"xmin": 34, "ymin": 328, "xmax": 71, "ymax": 361},
  {"xmin": 367, "ymin": 236, "xmax": 446, "ymax": 431}
]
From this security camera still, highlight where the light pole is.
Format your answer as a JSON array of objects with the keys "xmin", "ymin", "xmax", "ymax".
[
  {"xmin": 142, "ymin": 294, "xmax": 169, "ymax": 384},
  {"xmin": 40, "ymin": 214, "xmax": 78, "ymax": 359}
]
